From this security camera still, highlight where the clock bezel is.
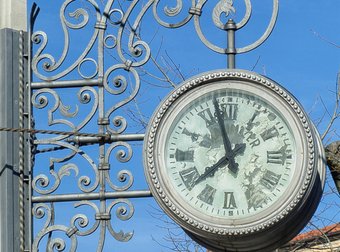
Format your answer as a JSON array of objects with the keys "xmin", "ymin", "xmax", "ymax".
[
  {"xmin": 159, "ymin": 81, "xmax": 304, "ymax": 221},
  {"xmin": 144, "ymin": 69, "xmax": 316, "ymax": 237}
]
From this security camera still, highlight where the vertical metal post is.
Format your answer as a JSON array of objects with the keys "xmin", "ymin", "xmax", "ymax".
[
  {"xmin": 0, "ymin": 28, "xmax": 21, "ymax": 252},
  {"xmin": 226, "ymin": 19, "xmax": 236, "ymax": 69},
  {"xmin": 0, "ymin": 1, "xmax": 28, "ymax": 252}
]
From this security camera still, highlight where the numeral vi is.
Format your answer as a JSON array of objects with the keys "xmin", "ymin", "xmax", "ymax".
[{"xmin": 223, "ymin": 192, "xmax": 237, "ymax": 209}]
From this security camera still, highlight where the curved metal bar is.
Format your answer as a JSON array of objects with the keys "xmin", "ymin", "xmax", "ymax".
[
  {"xmin": 195, "ymin": 0, "xmax": 278, "ymax": 55},
  {"xmin": 235, "ymin": 0, "xmax": 252, "ymax": 29},
  {"xmin": 32, "ymin": 140, "xmax": 99, "ymax": 194},
  {"xmin": 115, "ymin": 0, "xmax": 151, "ymax": 67},
  {"xmin": 32, "ymin": 162, "xmax": 78, "ymax": 195},
  {"xmin": 32, "ymin": 88, "xmax": 77, "ymax": 128},
  {"xmin": 33, "ymin": 203, "xmax": 53, "ymax": 232},
  {"xmin": 73, "ymin": 201, "xmax": 100, "ymax": 236},
  {"xmin": 237, "ymin": 0, "xmax": 279, "ymax": 54},
  {"xmin": 104, "ymin": 142, "xmax": 134, "ymax": 191},
  {"xmin": 97, "ymin": 222, "xmax": 106, "ymax": 251},
  {"xmin": 194, "ymin": 0, "xmax": 226, "ymax": 54},
  {"xmin": 31, "ymin": 0, "xmax": 101, "ymax": 81},
  {"xmin": 32, "ymin": 224, "xmax": 78, "ymax": 252},
  {"xmin": 107, "ymin": 199, "xmax": 134, "ymax": 242},
  {"xmin": 32, "ymin": 86, "xmax": 98, "ymax": 142},
  {"xmin": 127, "ymin": 1, "xmax": 154, "ymax": 67},
  {"xmin": 153, "ymin": 0, "xmax": 195, "ymax": 28},
  {"xmin": 104, "ymin": 64, "xmax": 141, "ymax": 134}
]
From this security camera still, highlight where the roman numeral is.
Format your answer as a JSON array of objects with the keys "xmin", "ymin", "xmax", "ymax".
[
  {"xmin": 197, "ymin": 108, "xmax": 216, "ymax": 127},
  {"xmin": 220, "ymin": 103, "xmax": 238, "ymax": 121},
  {"xmin": 267, "ymin": 144, "xmax": 292, "ymax": 165},
  {"xmin": 197, "ymin": 184, "xmax": 216, "ymax": 205},
  {"xmin": 175, "ymin": 149, "xmax": 194, "ymax": 162},
  {"xmin": 179, "ymin": 167, "xmax": 199, "ymax": 191},
  {"xmin": 223, "ymin": 192, "xmax": 237, "ymax": 209},
  {"xmin": 260, "ymin": 170, "xmax": 281, "ymax": 191},
  {"xmin": 261, "ymin": 126, "xmax": 279, "ymax": 141},
  {"xmin": 246, "ymin": 111, "xmax": 260, "ymax": 131}
]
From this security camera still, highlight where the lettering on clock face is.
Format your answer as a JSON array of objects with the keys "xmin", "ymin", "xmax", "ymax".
[{"xmin": 166, "ymin": 90, "xmax": 296, "ymax": 219}]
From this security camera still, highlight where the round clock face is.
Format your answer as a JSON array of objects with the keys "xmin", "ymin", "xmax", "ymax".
[
  {"xmin": 144, "ymin": 70, "xmax": 316, "ymax": 236},
  {"xmin": 164, "ymin": 86, "xmax": 297, "ymax": 219}
]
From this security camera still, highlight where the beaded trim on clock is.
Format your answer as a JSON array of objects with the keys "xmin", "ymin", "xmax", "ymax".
[{"xmin": 146, "ymin": 70, "xmax": 315, "ymax": 236}]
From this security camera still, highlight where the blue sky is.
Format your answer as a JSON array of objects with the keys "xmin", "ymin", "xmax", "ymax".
[{"xmin": 29, "ymin": 0, "xmax": 339, "ymax": 251}]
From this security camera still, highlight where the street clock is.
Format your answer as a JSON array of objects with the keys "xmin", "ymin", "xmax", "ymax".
[{"xmin": 143, "ymin": 70, "xmax": 325, "ymax": 251}]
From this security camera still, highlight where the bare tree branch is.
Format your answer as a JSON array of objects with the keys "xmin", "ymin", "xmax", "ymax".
[
  {"xmin": 321, "ymin": 74, "xmax": 340, "ymax": 140},
  {"xmin": 311, "ymin": 29, "xmax": 340, "ymax": 49}
]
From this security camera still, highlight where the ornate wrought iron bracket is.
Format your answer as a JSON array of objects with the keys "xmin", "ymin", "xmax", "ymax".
[{"xmin": 28, "ymin": 0, "xmax": 279, "ymax": 251}]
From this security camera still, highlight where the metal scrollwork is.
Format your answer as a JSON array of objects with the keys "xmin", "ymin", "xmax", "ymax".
[
  {"xmin": 30, "ymin": 0, "xmax": 279, "ymax": 251},
  {"xmin": 32, "ymin": 86, "xmax": 98, "ymax": 142},
  {"xmin": 78, "ymin": 58, "xmax": 98, "ymax": 80},
  {"xmin": 72, "ymin": 201, "xmax": 100, "ymax": 236},
  {"xmin": 32, "ymin": 140, "xmax": 99, "ymax": 194},
  {"xmin": 32, "ymin": 203, "xmax": 78, "ymax": 252},
  {"xmin": 32, "ymin": 163, "xmax": 79, "ymax": 195},
  {"xmin": 153, "ymin": 0, "xmax": 194, "ymax": 28},
  {"xmin": 212, "ymin": 0, "xmax": 236, "ymax": 29},
  {"xmin": 153, "ymin": 0, "xmax": 278, "ymax": 55},
  {"xmin": 31, "ymin": 0, "xmax": 101, "ymax": 81},
  {"xmin": 105, "ymin": 142, "xmax": 133, "ymax": 191},
  {"xmin": 237, "ymin": 0, "xmax": 278, "ymax": 53},
  {"xmin": 115, "ymin": 1, "xmax": 152, "ymax": 68},
  {"xmin": 104, "ymin": 65, "xmax": 140, "ymax": 134},
  {"xmin": 107, "ymin": 199, "xmax": 135, "ymax": 242}
]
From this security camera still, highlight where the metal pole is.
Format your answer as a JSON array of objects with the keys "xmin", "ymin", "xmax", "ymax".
[
  {"xmin": 0, "ymin": 1, "xmax": 28, "ymax": 252},
  {"xmin": 226, "ymin": 19, "xmax": 236, "ymax": 69}
]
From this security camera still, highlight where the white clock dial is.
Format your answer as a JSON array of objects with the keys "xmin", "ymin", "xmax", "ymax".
[{"xmin": 165, "ymin": 88, "xmax": 296, "ymax": 219}]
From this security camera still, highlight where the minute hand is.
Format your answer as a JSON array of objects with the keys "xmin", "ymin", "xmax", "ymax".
[{"xmin": 213, "ymin": 97, "xmax": 238, "ymax": 173}]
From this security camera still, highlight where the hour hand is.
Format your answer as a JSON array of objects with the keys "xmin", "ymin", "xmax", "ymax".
[
  {"xmin": 232, "ymin": 143, "xmax": 246, "ymax": 156},
  {"xmin": 194, "ymin": 155, "xmax": 229, "ymax": 186},
  {"xmin": 193, "ymin": 143, "xmax": 246, "ymax": 186}
]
